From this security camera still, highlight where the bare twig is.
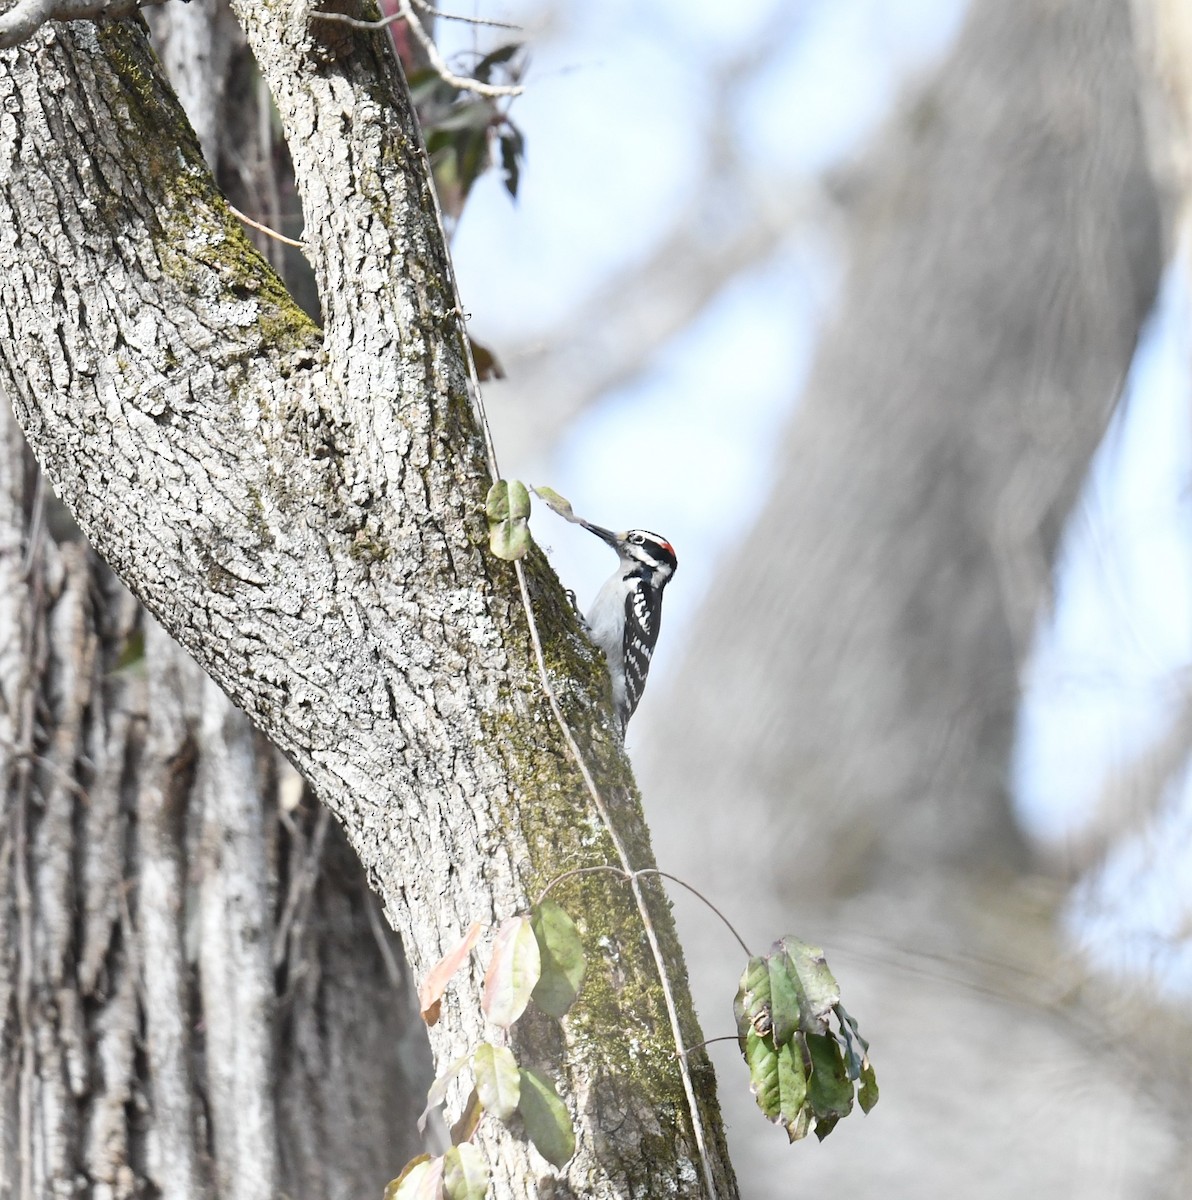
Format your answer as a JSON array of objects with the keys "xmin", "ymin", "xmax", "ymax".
[
  {"xmin": 392, "ymin": 0, "xmax": 523, "ymax": 99},
  {"xmin": 308, "ymin": 6, "xmax": 410, "ymax": 32},
  {"xmin": 310, "ymin": 2, "xmax": 523, "ymax": 99},
  {"xmin": 314, "ymin": 0, "xmax": 520, "ymax": 32},
  {"xmin": 0, "ymin": 733, "xmax": 91, "ymax": 803},
  {"xmin": 636, "ymin": 869, "xmax": 752, "ymax": 957},
  {"xmin": 14, "ymin": 769, "xmax": 34, "ymax": 1200},
  {"xmin": 535, "ymin": 863, "xmax": 631, "ymax": 905},
  {"xmin": 21, "ymin": 469, "xmax": 44, "ymax": 576},
  {"xmin": 226, "ymin": 202, "xmax": 305, "ymax": 251},
  {"xmin": 408, "ymin": 0, "xmax": 520, "ymax": 32},
  {"xmin": 536, "ymin": 864, "xmax": 753, "ymax": 957},
  {"xmin": 272, "ymin": 804, "xmax": 331, "ymax": 969},
  {"xmin": 683, "ymin": 1036, "xmax": 740, "ymax": 1054},
  {"xmin": 10, "ymin": 479, "xmax": 47, "ymax": 1200},
  {"xmin": 365, "ymin": 892, "xmax": 405, "ymax": 989}
]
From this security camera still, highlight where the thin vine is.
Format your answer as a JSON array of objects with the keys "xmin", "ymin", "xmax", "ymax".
[{"xmin": 536, "ymin": 864, "xmax": 753, "ymax": 958}]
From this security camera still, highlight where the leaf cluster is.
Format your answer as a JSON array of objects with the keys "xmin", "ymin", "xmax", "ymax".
[
  {"xmin": 485, "ymin": 480, "xmax": 591, "ymax": 561},
  {"xmin": 734, "ymin": 937, "xmax": 878, "ymax": 1142}
]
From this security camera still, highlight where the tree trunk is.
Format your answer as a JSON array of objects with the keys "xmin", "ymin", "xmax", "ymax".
[
  {"xmin": 0, "ymin": 392, "xmax": 431, "ymax": 1199},
  {"xmin": 2, "ymin": 4, "xmax": 441, "ymax": 1195},
  {"xmin": 0, "ymin": 7, "xmax": 734, "ymax": 1199}
]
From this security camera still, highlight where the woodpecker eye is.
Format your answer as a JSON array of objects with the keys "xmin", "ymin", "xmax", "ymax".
[{"xmin": 629, "ymin": 533, "xmax": 644, "ymax": 545}]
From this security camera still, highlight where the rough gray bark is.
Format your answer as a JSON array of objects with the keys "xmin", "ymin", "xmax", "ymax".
[
  {"xmin": 1, "ymin": 7, "xmax": 438, "ymax": 1197},
  {"xmin": 0, "ymin": 395, "xmax": 430, "ymax": 1200},
  {"xmin": 0, "ymin": 0, "xmax": 163, "ymax": 51},
  {"xmin": 0, "ymin": 7, "xmax": 734, "ymax": 1199},
  {"xmin": 640, "ymin": 0, "xmax": 1192, "ymax": 1195}
]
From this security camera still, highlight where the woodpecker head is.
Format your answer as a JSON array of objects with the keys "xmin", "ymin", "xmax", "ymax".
[{"xmin": 581, "ymin": 522, "xmax": 677, "ymax": 588}]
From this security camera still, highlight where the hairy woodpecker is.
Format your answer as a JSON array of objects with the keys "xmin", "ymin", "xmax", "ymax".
[{"xmin": 580, "ymin": 521, "xmax": 677, "ymax": 731}]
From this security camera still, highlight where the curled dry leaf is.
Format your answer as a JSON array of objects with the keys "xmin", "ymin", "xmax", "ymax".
[
  {"xmin": 418, "ymin": 1054, "xmax": 472, "ymax": 1135},
  {"xmin": 532, "ymin": 485, "xmax": 582, "ymax": 524},
  {"xmin": 449, "ymin": 1087, "xmax": 484, "ymax": 1146},
  {"xmin": 419, "ymin": 921, "xmax": 484, "ymax": 1026}
]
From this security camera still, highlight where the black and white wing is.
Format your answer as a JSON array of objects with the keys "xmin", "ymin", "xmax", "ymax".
[{"xmin": 620, "ymin": 581, "xmax": 663, "ymax": 726}]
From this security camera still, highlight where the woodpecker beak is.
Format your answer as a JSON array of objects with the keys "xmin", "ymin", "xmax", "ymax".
[{"xmin": 580, "ymin": 520, "xmax": 623, "ymax": 549}]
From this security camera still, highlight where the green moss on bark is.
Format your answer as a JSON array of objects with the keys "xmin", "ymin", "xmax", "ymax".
[
  {"xmin": 476, "ymin": 545, "xmax": 726, "ymax": 1185},
  {"xmin": 98, "ymin": 22, "xmax": 320, "ymax": 357}
]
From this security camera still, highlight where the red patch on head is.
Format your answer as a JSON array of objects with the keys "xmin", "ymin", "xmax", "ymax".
[{"xmin": 661, "ymin": 542, "xmax": 674, "ymax": 556}]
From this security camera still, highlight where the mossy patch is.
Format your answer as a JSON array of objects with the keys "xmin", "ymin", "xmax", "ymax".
[
  {"xmin": 349, "ymin": 530, "xmax": 391, "ymax": 564},
  {"xmin": 473, "ymin": 549, "xmax": 703, "ymax": 1133},
  {"xmin": 97, "ymin": 22, "xmax": 321, "ymax": 358}
]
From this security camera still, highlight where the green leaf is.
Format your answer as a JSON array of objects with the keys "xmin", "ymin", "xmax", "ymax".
[
  {"xmin": 485, "ymin": 480, "xmax": 532, "ymax": 561},
  {"xmin": 744, "ymin": 1025, "xmax": 777, "ymax": 1113},
  {"xmin": 858, "ymin": 1061, "xmax": 880, "ymax": 1114},
  {"xmin": 443, "ymin": 1143, "xmax": 490, "ymax": 1200},
  {"xmin": 835, "ymin": 1001, "xmax": 869, "ymax": 1050},
  {"xmin": 766, "ymin": 948, "xmax": 803, "ymax": 1047},
  {"xmin": 113, "ymin": 629, "xmax": 145, "ymax": 671},
  {"xmin": 408, "ymin": 70, "xmax": 458, "ymax": 110},
  {"xmin": 456, "ymin": 128, "xmax": 489, "ymax": 201},
  {"xmin": 739, "ymin": 937, "xmax": 877, "ymax": 1142},
  {"xmin": 743, "ymin": 1027, "xmax": 810, "ymax": 1142},
  {"xmin": 789, "ymin": 1102, "xmax": 812, "ymax": 1143},
  {"xmin": 776, "ymin": 937, "xmax": 840, "ymax": 1035},
  {"xmin": 532, "ymin": 485, "xmax": 580, "ymax": 524},
  {"xmin": 473, "ymin": 42, "xmax": 521, "ymax": 84},
  {"xmin": 734, "ymin": 955, "xmax": 772, "ymax": 1049},
  {"xmin": 833, "ymin": 1002, "xmax": 869, "ymax": 1078},
  {"xmin": 805, "ymin": 1032, "xmax": 854, "ymax": 1134},
  {"xmin": 517, "ymin": 1068, "xmax": 575, "ymax": 1168},
  {"xmin": 500, "ymin": 127, "xmax": 525, "ymax": 199},
  {"xmin": 431, "ymin": 101, "xmax": 494, "ymax": 135},
  {"xmin": 482, "ymin": 916, "xmax": 541, "ymax": 1027},
  {"xmin": 776, "ymin": 1038, "xmax": 809, "ymax": 1141},
  {"xmin": 530, "ymin": 900, "xmax": 586, "ymax": 1017},
  {"xmin": 473, "ymin": 1042, "xmax": 521, "ymax": 1120}
]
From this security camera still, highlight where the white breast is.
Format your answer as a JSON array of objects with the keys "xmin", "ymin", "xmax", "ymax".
[{"xmin": 586, "ymin": 573, "xmax": 630, "ymax": 714}]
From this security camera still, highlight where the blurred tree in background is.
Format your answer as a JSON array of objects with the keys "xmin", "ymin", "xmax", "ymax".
[{"xmin": 639, "ymin": 1, "xmax": 1186, "ymax": 1194}]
